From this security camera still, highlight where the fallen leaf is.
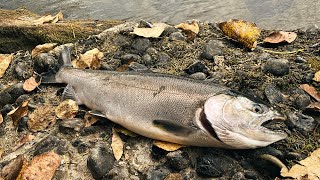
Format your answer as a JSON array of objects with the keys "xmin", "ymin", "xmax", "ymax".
[
  {"xmin": 23, "ymin": 77, "xmax": 41, "ymax": 92},
  {"xmin": 281, "ymin": 148, "xmax": 320, "ymax": 180},
  {"xmin": 111, "ymin": 128, "xmax": 124, "ymax": 161},
  {"xmin": 0, "ymin": 54, "xmax": 13, "ymax": 78},
  {"xmin": 164, "ymin": 173, "xmax": 183, "ymax": 180},
  {"xmin": 264, "ymin": 31, "xmax": 297, "ymax": 44},
  {"xmin": 0, "ymin": 155, "xmax": 24, "ymax": 180},
  {"xmin": 313, "ymin": 71, "xmax": 320, "ymax": 82},
  {"xmin": 55, "ymin": 99, "xmax": 79, "ymax": 119},
  {"xmin": 132, "ymin": 23, "xmax": 168, "ymax": 38},
  {"xmin": 300, "ymin": 84, "xmax": 320, "ymax": 102},
  {"xmin": 14, "ymin": 134, "xmax": 35, "ymax": 150},
  {"xmin": 307, "ymin": 102, "xmax": 320, "ymax": 111},
  {"xmin": 59, "ymin": 118, "xmax": 85, "ymax": 132},
  {"xmin": 153, "ymin": 140, "xmax": 185, "ymax": 151},
  {"xmin": 72, "ymin": 48, "xmax": 103, "ymax": 69},
  {"xmin": 175, "ymin": 21, "xmax": 199, "ymax": 39},
  {"xmin": 31, "ymin": 43, "xmax": 58, "ymax": 58},
  {"xmin": 28, "ymin": 104, "xmax": 56, "ymax": 132},
  {"xmin": 20, "ymin": 152, "xmax": 61, "ymax": 180},
  {"xmin": 33, "ymin": 11, "xmax": 63, "ymax": 25},
  {"xmin": 84, "ymin": 112, "xmax": 99, "ymax": 128},
  {"xmin": 8, "ymin": 100, "xmax": 29, "ymax": 127},
  {"xmin": 114, "ymin": 126, "xmax": 137, "ymax": 137},
  {"xmin": 0, "ymin": 113, "xmax": 3, "ymax": 125},
  {"xmin": 218, "ymin": 19, "xmax": 261, "ymax": 50}
]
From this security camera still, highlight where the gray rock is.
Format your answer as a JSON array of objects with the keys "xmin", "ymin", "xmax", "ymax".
[
  {"xmin": 201, "ymin": 40, "xmax": 225, "ymax": 60},
  {"xmin": 0, "ymin": 83, "xmax": 5, "ymax": 91},
  {"xmin": 141, "ymin": 54, "xmax": 152, "ymax": 65},
  {"xmin": 158, "ymin": 52, "xmax": 170, "ymax": 63},
  {"xmin": 185, "ymin": 61, "xmax": 208, "ymax": 75},
  {"xmin": 295, "ymin": 56, "xmax": 307, "ymax": 63},
  {"xmin": 264, "ymin": 84, "xmax": 285, "ymax": 105},
  {"xmin": 0, "ymin": 83, "xmax": 25, "ymax": 107},
  {"xmin": 196, "ymin": 153, "xmax": 241, "ymax": 178},
  {"xmin": 148, "ymin": 168, "xmax": 171, "ymax": 180},
  {"xmin": 146, "ymin": 47, "xmax": 158, "ymax": 55},
  {"xmin": 166, "ymin": 150, "xmax": 190, "ymax": 171},
  {"xmin": 129, "ymin": 62, "xmax": 148, "ymax": 71},
  {"xmin": 289, "ymin": 88, "xmax": 311, "ymax": 109},
  {"xmin": 169, "ymin": 32, "xmax": 187, "ymax": 41},
  {"xmin": 232, "ymin": 172, "xmax": 246, "ymax": 180},
  {"xmin": 258, "ymin": 53, "xmax": 270, "ymax": 61},
  {"xmin": 131, "ymin": 38, "xmax": 151, "ymax": 54},
  {"xmin": 34, "ymin": 53, "xmax": 57, "ymax": 73},
  {"xmin": 59, "ymin": 118, "xmax": 85, "ymax": 134},
  {"xmin": 15, "ymin": 94, "xmax": 29, "ymax": 105},
  {"xmin": 34, "ymin": 135, "xmax": 68, "ymax": 156},
  {"xmin": 190, "ymin": 72, "xmax": 207, "ymax": 80},
  {"xmin": 121, "ymin": 54, "xmax": 141, "ymax": 64},
  {"xmin": 14, "ymin": 62, "xmax": 27, "ymax": 79},
  {"xmin": 17, "ymin": 116, "xmax": 29, "ymax": 132},
  {"xmin": 287, "ymin": 111, "xmax": 316, "ymax": 132},
  {"xmin": 77, "ymin": 142, "xmax": 91, "ymax": 154},
  {"xmin": 87, "ymin": 144, "xmax": 115, "ymax": 179},
  {"xmin": 263, "ymin": 58, "xmax": 289, "ymax": 76}
]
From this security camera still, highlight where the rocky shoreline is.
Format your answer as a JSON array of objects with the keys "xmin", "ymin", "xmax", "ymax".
[{"xmin": 0, "ymin": 9, "xmax": 320, "ymax": 180}]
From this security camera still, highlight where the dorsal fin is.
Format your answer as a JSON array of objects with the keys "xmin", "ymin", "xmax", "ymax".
[
  {"xmin": 152, "ymin": 120, "xmax": 194, "ymax": 136},
  {"xmin": 60, "ymin": 46, "xmax": 72, "ymax": 67},
  {"xmin": 62, "ymin": 85, "xmax": 82, "ymax": 104}
]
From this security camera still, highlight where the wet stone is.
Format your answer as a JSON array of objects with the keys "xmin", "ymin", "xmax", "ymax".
[
  {"xmin": 295, "ymin": 56, "xmax": 307, "ymax": 63},
  {"xmin": 287, "ymin": 111, "xmax": 316, "ymax": 133},
  {"xmin": 87, "ymin": 144, "xmax": 115, "ymax": 179},
  {"xmin": 290, "ymin": 88, "xmax": 311, "ymax": 109},
  {"xmin": 190, "ymin": 72, "xmax": 207, "ymax": 80},
  {"xmin": 59, "ymin": 118, "xmax": 85, "ymax": 134},
  {"xmin": 166, "ymin": 150, "xmax": 190, "ymax": 171},
  {"xmin": 185, "ymin": 61, "xmax": 208, "ymax": 75},
  {"xmin": 264, "ymin": 84, "xmax": 285, "ymax": 105},
  {"xmin": 201, "ymin": 40, "xmax": 225, "ymax": 60},
  {"xmin": 129, "ymin": 62, "xmax": 148, "ymax": 71},
  {"xmin": 14, "ymin": 62, "xmax": 28, "ymax": 79},
  {"xmin": 0, "ymin": 83, "xmax": 25, "ymax": 107},
  {"xmin": 196, "ymin": 153, "xmax": 241, "ymax": 178},
  {"xmin": 33, "ymin": 53, "xmax": 57, "ymax": 73},
  {"xmin": 131, "ymin": 38, "xmax": 151, "ymax": 54},
  {"xmin": 34, "ymin": 135, "xmax": 68, "ymax": 156},
  {"xmin": 141, "ymin": 54, "xmax": 152, "ymax": 65},
  {"xmin": 148, "ymin": 168, "xmax": 170, "ymax": 180},
  {"xmin": 263, "ymin": 58, "xmax": 289, "ymax": 76},
  {"xmin": 121, "ymin": 54, "xmax": 141, "ymax": 64},
  {"xmin": 169, "ymin": 32, "xmax": 186, "ymax": 41},
  {"xmin": 157, "ymin": 52, "xmax": 170, "ymax": 63},
  {"xmin": 17, "ymin": 116, "xmax": 29, "ymax": 132},
  {"xmin": 15, "ymin": 95, "xmax": 29, "ymax": 105}
]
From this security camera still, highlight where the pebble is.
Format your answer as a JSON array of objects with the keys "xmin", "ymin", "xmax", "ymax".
[
  {"xmin": 14, "ymin": 62, "xmax": 28, "ymax": 79},
  {"xmin": 0, "ymin": 83, "xmax": 5, "ymax": 90},
  {"xmin": 33, "ymin": 53, "xmax": 57, "ymax": 73},
  {"xmin": 190, "ymin": 72, "xmax": 207, "ymax": 80},
  {"xmin": 264, "ymin": 84, "xmax": 285, "ymax": 105},
  {"xmin": 17, "ymin": 116, "xmax": 29, "ymax": 132},
  {"xmin": 201, "ymin": 40, "xmax": 224, "ymax": 60},
  {"xmin": 148, "ymin": 168, "xmax": 171, "ymax": 180},
  {"xmin": 166, "ymin": 150, "xmax": 190, "ymax": 171},
  {"xmin": 263, "ymin": 58, "xmax": 289, "ymax": 76},
  {"xmin": 232, "ymin": 172, "xmax": 246, "ymax": 180},
  {"xmin": 157, "ymin": 52, "xmax": 170, "ymax": 63},
  {"xmin": 77, "ymin": 142, "xmax": 91, "ymax": 154},
  {"xmin": 290, "ymin": 88, "xmax": 311, "ymax": 109},
  {"xmin": 287, "ymin": 111, "xmax": 316, "ymax": 132},
  {"xmin": 0, "ymin": 83, "xmax": 25, "ymax": 107},
  {"xmin": 129, "ymin": 62, "xmax": 148, "ymax": 71},
  {"xmin": 15, "ymin": 95, "xmax": 29, "ymax": 105},
  {"xmin": 33, "ymin": 135, "xmax": 68, "ymax": 156},
  {"xmin": 87, "ymin": 144, "xmax": 115, "ymax": 179},
  {"xmin": 196, "ymin": 153, "xmax": 241, "ymax": 178},
  {"xmin": 141, "ymin": 54, "xmax": 152, "ymax": 66},
  {"xmin": 59, "ymin": 118, "xmax": 85, "ymax": 134},
  {"xmin": 131, "ymin": 38, "xmax": 151, "ymax": 54},
  {"xmin": 185, "ymin": 61, "xmax": 208, "ymax": 75},
  {"xmin": 169, "ymin": 32, "xmax": 186, "ymax": 41},
  {"xmin": 257, "ymin": 53, "xmax": 270, "ymax": 61},
  {"xmin": 121, "ymin": 54, "xmax": 141, "ymax": 64},
  {"xmin": 295, "ymin": 56, "xmax": 307, "ymax": 63}
]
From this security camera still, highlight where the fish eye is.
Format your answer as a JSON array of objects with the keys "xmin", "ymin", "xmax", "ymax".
[{"xmin": 253, "ymin": 104, "xmax": 264, "ymax": 114}]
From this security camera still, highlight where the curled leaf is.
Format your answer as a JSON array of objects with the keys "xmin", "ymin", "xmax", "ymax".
[
  {"xmin": 28, "ymin": 105, "xmax": 56, "ymax": 132},
  {"xmin": 300, "ymin": 84, "xmax": 320, "ymax": 102},
  {"xmin": 132, "ymin": 23, "xmax": 168, "ymax": 38},
  {"xmin": 31, "ymin": 43, "xmax": 58, "ymax": 58},
  {"xmin": 23, "ymin": 77, "xmax": 41, "ymax": 92},
  {"xmin": 313, "ymin": 71, "xmax": 320, "ymax": 82},
  {"xmin": 20, "ymin": 152, "xmax": 61, "ymax": 180},
  {"xmin": 72, "ymin": 48, "xmax": 103, "ymax": 69},
  {"xmin": 0, "ymin": 54, "xmax": 13, "ymax": 78},
  {"xmin": 55, "ymin": 99, "xmax": 79, "ymax": 119},
  {"xmin": 218, "ymin": 19, "xmax": 261, "ymax": 50},
  {"xmin": 111, "ymin": 128, "xmax": 124, "ymax": 161},
  {"xmin": 153, "ymin": 140, "xmax": 185, "ymax": 151},
  {"xmin": 33, "ymin": 11, "xmax": 63, "ymax": 25},
  {"xmin": 264, "ymin": 31, "xmax": 297, "ymax": 44},
  {"xmin": 8, "ymin": 100, "xmax": 29, "ymax": 127}
]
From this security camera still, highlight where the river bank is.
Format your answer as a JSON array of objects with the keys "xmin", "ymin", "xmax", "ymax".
[{"xmin": 0, "ymin": 9, "xmax": 319, "ymax": 179}]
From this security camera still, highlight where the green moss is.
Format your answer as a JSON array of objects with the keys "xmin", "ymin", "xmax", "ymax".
[{"xmin": 308, "ymin": 57, "xmax": 320, "ymax": 71}]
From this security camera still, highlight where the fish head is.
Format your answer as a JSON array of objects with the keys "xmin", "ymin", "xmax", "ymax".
[{"xmin": 203, "ymin": 91, "xmax": 287, "ymax": 149}]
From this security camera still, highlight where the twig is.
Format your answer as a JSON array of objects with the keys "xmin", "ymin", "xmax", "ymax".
[{"xmin": 258, "ymin": 48, "xmax": 304, "ymax": 54}]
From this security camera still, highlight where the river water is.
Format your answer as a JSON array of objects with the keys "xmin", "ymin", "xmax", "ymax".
[{"xmin": 0, "ymin": 0, "xmax": 319, "ymax": 30}]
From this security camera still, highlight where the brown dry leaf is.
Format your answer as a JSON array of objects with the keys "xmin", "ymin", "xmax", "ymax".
[
  {"xmin": 153, "ymin": 140, "xmax": 185, "ymax": 151},
  {"xmin": 0, "ymin": 113, "xmax": 3, "ymax": 125},
  {"xmin": 313, "ymin": 71, "xmax": 320, "ymax": 82},
  {"xmin": 8, "ymin": 100, "xmax": 29, "ymax": 127},
  {"xmin": 114, "ymin": 126, "xmax": 137, "ymax": 137},
  {"xmin": 218, "ymin": 19, "xmax": 261, "ymax": 50},
  {"xmin": 0, "ymin": 155, "xmax": 25, "ymax": 180},
  {"xmin": 0, "ymin": 54, "xmax": 13, "ymax": 78},
  {"xmin": 84, "ymin": 112, "xmax": 99, "ymax": 128},
  {"xmin": 72, "ymin": 48, "xmax": 103, "ymax": 69},
  {"xmin": 31, "ymin": 43, "xmax": 58, "ymax": 58},
  {"xmin": 55, "ymin": 99, "xmax": 79, "ymax": 119},
  {"xmin": 132, "ymin": 23, "xmax": 168, "ymax": 38},
  {"xmin": 264, "ymin": 31, "xmax": 297, "ymax": 44},
  {"xmin": 281, "ymin": 148, "xmax": 320, "ymax": 180},
  {"xmin": 23, "ymin": 77, "xmax": 41, "ymax": 92},
  {"xmin": 20, "ymin": 152, "xmax": 61, "ymax": 180},
  {"xmin": 175, "ymin": 21, "xmax": 200, "ymax": 39},
  {"xmin": 164, "ymin": 173, "xmax": 183, "ymax": 180},
  {"xmin": 307, "ymin": 102, "xmax": 320, "ymax": 111},
  {"xmin": 14, "ymin": 134, "xmax": 35, "ymax": 150},
  {"xmin": 111, "ymin": 128, "xmax": 124, "ymax": 161},
  {"xmin": 300, "ymin": 84, "xmax": 320, "ymax": 102},
  {"xmin": 33, "ymin": 11, "xmax": 63, "ymax": 25},
  {"xmin": 28, "ymin": 104, "xmax": 56, "ymax": 132}
]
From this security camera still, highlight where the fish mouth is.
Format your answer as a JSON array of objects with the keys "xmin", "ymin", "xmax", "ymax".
[{"xmin": 259, "ymin": 116, "xmax": 287, "ymax": 136}]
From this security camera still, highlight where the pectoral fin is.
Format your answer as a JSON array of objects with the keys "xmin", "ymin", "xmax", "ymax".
[
  {"xmin": 152, "ymin": 120, "xmax": 194, "ymax": 136},
  {"xmin": 62, "ymin": 84, "xmax": 82, "ymax": 104}
]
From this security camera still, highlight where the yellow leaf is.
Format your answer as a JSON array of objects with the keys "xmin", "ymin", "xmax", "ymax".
[
  {"xmin": 114, "ymin": 126, "xmax": 137, "ymax": 137},
  {"xmin": 55, "ymin": 99, "xmax": 79, "ymax": 119},
  {"xmin": 28, "ymin": 105, "xmax": 56, "ymax": 132},
  {"xmin": 31, "ymin": 43, "xmax": 58, "ymax": 58},
  {"xmin": 72, "ymin": 48, "xmax": 103, "ymax": 69},
  {"xmin": 8, "ymin": 100, "xmax": 29, "ymax": 127},
  {"xmin": 111, "ymin": 128, "xmax": 124, "ymax": 161},
  {"xmin": 33, "ymin": 11, "xmax": 63, "ymax": 25},
  {"xmin": 264, "ymin": 31, "xmax": 297, "ymax": 44},
  {"xmin": 132, "ymin": 23, "xmax": 168, "ymax": 38},
  {"xmin": 313, "ymin": 71, "xmax": 320, "ymax": 82},
  {"xmin": 0, "ymin": 54, "xmax": 13, "ymax": 78},
  {"xmin": 23, "ymin": 77, "xmax": 41, "ymax": 92},
  {"xmin": 218, "ymin": 19, "xmax": 261, "ymax": 50},
  {"xmin": 153, "ymin": 140, "xmax": 185, "ymax": 151},
  {"xmin": 281, "ymin": 148, "xmax": 320, "ymax": 180}
]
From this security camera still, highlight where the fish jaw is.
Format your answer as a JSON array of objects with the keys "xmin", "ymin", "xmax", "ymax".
[{"xmin": 203, "ymin": 94, "xmax": 287, "ymax": 149}]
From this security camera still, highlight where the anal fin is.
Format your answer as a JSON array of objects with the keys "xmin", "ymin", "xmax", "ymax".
[
  {"xmin": 62, "ymin": 84, "xmax": 82, "ymax": 104},
  {"xmin": 152, "ymin": 120, "xmax": 194, "ymax": 137},
  {"xmin": 89, "ymin": 110, "xmax": 108, "ymax": 118}
]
